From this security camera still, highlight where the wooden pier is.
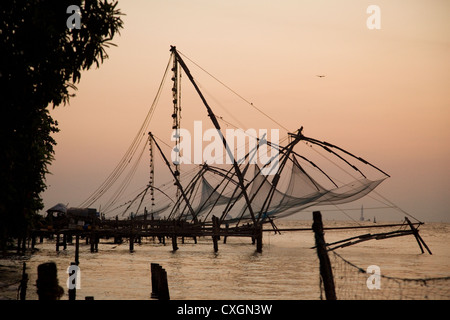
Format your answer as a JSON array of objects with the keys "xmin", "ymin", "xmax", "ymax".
[{"xmin": 30, "ymin": 216, "xmax": 265, "ymax": 255}]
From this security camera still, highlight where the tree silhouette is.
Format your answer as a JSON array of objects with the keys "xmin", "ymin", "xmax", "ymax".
[{"xmin": 0, "ymin": 0, "xmax": 124, "ymax": 252}]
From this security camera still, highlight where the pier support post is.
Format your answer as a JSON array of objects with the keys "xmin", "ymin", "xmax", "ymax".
[
  {"xmin": 90, "ymin": 232, "xmax": 96, "ymax": 253},
  {"xmin": 19, "ymin": 262, "xmax": 28, "ymax": 300},
  {"xmin": 312, "ymin": 211, "xmax": 336, "ymax": 300},
  {"xmin": 212, "ymin": 216, "xmax": 219, "ymax": 252},
  {"xmin": 255, "ymin": 223, "xmax": 263, "ymax": 253},
  {"xmin": 56, "ymin": 233, "xmax": 60, "ymax": 252},
  {"xmin": 129, "ymin": 217, "xmax": 134, "ymax": 252},
  {"xmin": 75, "ymin": 234, "xmax": 80, "ymax": 265},
  {"xmin": 151, "ymin": 263, "xmax": 170, "ymax": 300},
  {"xmin": 172, "ymin": 235, "xmax": 178, "ymax": 251},
  {"xmin": 129, "ymin": 234, "xmax": 134, "ymax": 252},
  {"xmin": 172, "ymin": 220, "xmax": 178, "ymax": 251},
  {"xmin": 151, "ymin": 263, "xmax": 160, "ymax": 298}
]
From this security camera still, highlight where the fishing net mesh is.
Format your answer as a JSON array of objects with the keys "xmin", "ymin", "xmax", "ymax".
[
  {"xmin": 188, "ymin": 158, "xmax": 386, "ymax": 221},
  {"xmin": 323, "ymin": 251, "xmax": 450, "ymax": 300}
]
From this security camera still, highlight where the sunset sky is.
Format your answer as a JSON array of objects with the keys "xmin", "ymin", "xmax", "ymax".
[{"xmin": 44, "ymin": 0, "xmax": 450, "ymax": 222}]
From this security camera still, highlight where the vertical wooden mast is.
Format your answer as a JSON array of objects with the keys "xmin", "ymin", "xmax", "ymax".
[
  {"xmin": 171, "ymin": 51, "xmax": 181, "ymax": 216},
  {"xmin": 170, "ymin": 46, "xmax": 257, "ymax": 225}
]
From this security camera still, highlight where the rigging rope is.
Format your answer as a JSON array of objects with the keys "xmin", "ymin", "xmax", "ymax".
[
  {"xmin": 178, "ymin": 50, "xmax": 290, "ymax": 132},
  {"xmin": 78, "ymin": 54, "xmax": 173, "ymax": 208},
  {"xmin": 103, "ymin": 138, "xmax": 149, "ymax": 213}
]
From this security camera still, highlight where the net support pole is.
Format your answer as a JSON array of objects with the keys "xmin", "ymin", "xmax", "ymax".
[
  {"xmin": 312, "ymin": 211, "xmax": 337, "ymax": 300},
  {"xmin": 405, "ymin": 217, "xmax": 432, "ymax": 255}
]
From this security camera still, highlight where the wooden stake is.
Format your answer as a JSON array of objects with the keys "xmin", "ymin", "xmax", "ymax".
[
  {"xmin": 172, "ymin": 220, "xmax": 178, "ymax": 251},
  {"xmin": 36, "ymin": 262, "xmax": 64, "ymax": 300},
  {"xmin": 158, "ymin": 268, "xmax": 170, "ymax": 300},
  {"xmin": 212, "ymin": 216, "xmax": 219, "ymax": 252},
  {"xmin": 90, "ymin": 232, "xmax": 95, "ymax": 253},
  {"xmin": 75, "ymin": 234, "xmax": 80, "ymax": 265},
  {"xmin": 56, "ymin": 233, "xmax": 60, "ymax": 252},
  {"xmin": 255, "ymin": 224, "xmax": 263, "ymax": 253},
  {"xmin": 68, "ymin": 262, "xmax": 77, "ymax": 301},
  {"xmin": 129, "ymin": 234, "xmax": 134, "ymax": 252},
  {"xmin": 151, "ymin": 263, "xmax": 160, "ymax": 299},
  {"xmin": 172, "ymin": 235, "xmax": 178, "ymax": 251},
  {"xmin": 150, "ymin": 263, "xmax": 169, "ymax": 300}
]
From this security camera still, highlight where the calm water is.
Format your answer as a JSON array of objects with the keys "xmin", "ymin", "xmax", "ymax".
[{"xmin": 1, "ymin": 220, "xmax": 449, "ymax": 300}]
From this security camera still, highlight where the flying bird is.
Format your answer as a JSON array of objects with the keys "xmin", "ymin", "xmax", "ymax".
[{"xmin": 316, "ymin": 75, "xmax": 326, "ymax": 78}]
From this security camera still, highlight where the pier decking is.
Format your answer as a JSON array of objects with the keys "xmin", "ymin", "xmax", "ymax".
[{"xmin": 30, "ymin": 216, "xmax": 265, "ymax": 257}]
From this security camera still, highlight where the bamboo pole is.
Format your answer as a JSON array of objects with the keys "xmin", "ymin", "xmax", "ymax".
[
  {"xmin": 312, "ymin": 211, "xmax": 336, "ymax": 300},
  {"xmin": 405, "ymin": 217, "xmax": 432, "ymax": 255}
]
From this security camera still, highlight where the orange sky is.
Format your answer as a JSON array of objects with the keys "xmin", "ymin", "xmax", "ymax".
[{"xmin": 45, "ymin": 0, "xmax": 450, "ymax": 222}]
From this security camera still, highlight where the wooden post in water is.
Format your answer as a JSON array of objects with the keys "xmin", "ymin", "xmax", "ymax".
[
  {"xmin": 312, "ymin": 211, "xmax": 336, "ymax": 300},
  {"xmin": 212, "ymin": 216, "xmax": 219, "ymax": 252},
  {"xmin": 150, "ymin": 263, "xmax": 170, "ymax": 300},
  {"xmin": 255, "ymin": 223, "xmax": 263, "ymax": 253},
  {"xmin": 129, "ymin": 216, "xmax": 134, "ymax": 252},
  {"xmin": 172, "ymin": 220, "xmax": 178, "ymax": 251},
  {"xmin": 90, "ymin": 232, "xmax": 95, "ymax": 253},
  {"xmin": 151, "ymin": 263, "xmax": 160, "ymax": 299},
  {"xmin": 171, "ymin": 235, "xmax": 178, "ymax": 251},
  {"xmin": 36, "ymin": 262, "xmax": 64, "ymax": 300},
  {"xmin": 75, "ymin": 234, "xmax": 80, "ymax": 265},
  {"xmin": 159, "ymin": 267, "xmax": 170, "ymax": 300},
  {"xmin": 144, "ymin": 207, "xmax": 148, "ymax": 230},
  {"xmin": 95, "ymin": 233, "xmax": 99, "ymax": 252},
  {"xmin": 129, "ymin": 234, "xmax": 134, "ymax": 252},
  {"xmin": 56, "ymin": 233, "xmax": 60, "ymax": 252}
]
